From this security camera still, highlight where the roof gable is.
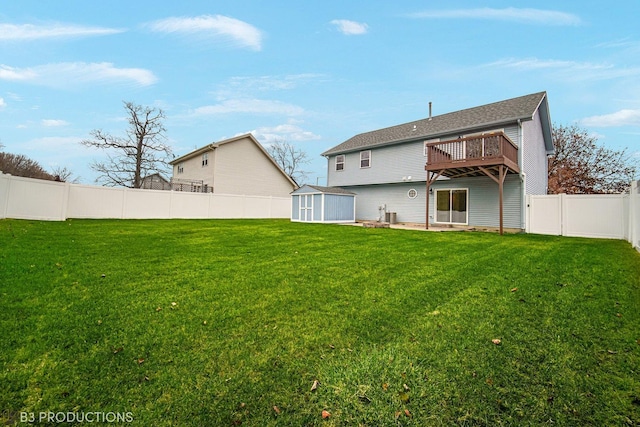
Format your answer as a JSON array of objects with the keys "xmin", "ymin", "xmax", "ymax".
[
  {"xmin": 323, "ymin": 92, "xmax": 549, "ymax": 156},
  {"xmin": 169, "ymin": 133, "xmax": 298, "ymax": 189}
]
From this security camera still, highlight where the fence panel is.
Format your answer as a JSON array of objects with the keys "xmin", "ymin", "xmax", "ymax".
[
  {"xmin": 527, "ymin": 195, "xmax": 562, "ymax": 235},
  {"xmin": 0, "ymin": 172, "xmax": 290, "ymax": 221}
]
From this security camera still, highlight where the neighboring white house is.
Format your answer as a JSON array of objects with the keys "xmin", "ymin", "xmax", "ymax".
[
  {"xmin": 169, "ymin": 133, "xmax": 298, "ymax": 197},
  {"xmin": 322, "ymin": 92, "xmax": 554, "ymax": 233}
]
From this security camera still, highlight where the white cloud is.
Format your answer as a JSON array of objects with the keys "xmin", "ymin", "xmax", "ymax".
[
  {"xmin": 193, "ymin": 98, "xmax": 304, "ymax": 116},
  {"xmin": 408, "ymin": 8, "xmax": 582, "ymax": 26},
  {"xmin": 482, "ymin": 57, "xmax": 640, "ymax": 81},
  {"xmin": 0, "ymin": 97, "xmax": 5, "ymax": 108},
  {"xmin": 146, "ymin": 15, "xmax": 263, "ymax": 50},
  {"xmin": 0, "ymin": 23, "xmax": 125, "ymax": 40},
  {"xmin": 42, "ymin": 119, "xmax": 69, "ymax": 127},
  {"xmin": 0, "ymin": 62, "xmax": 158, "ymax": 88},
  {"xmin": 330, "ymin": 19, "xmax": 369, "ymax": 35},
  {"xmin": 251, "ymin": 123, "xmax": 321, "ymax": 143},
  {"xmin": 581, "ymin": 109, "xmax": 640, "ymax": 127}
]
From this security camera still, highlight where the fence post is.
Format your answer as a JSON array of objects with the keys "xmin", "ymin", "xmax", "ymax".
[
  {"xmin": 0, "ymin": 173, "xmax": 10, "ymax": 219},
  {"xmin": 630, "ymin": 181, "xmax": 639, "ymax": 250},
  {"xmin": 559, "ymin": 193, "xmax": 566, "ymax": 236}
]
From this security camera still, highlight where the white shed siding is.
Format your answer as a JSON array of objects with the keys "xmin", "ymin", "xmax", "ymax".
[
  {"xmin": 214, "ymin": 137, "xmax": 294, "ymax": 197},
  {"xmin": 522, "ymin": 109, "xmax": 548, "ymax": 195}
]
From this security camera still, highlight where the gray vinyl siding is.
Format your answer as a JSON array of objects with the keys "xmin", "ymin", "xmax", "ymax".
[
  {"xmin": 325, "ymin": 194, "xmax": 355, "ymax": 221},
  {"xmin": 342, "ymin": 175, "xmax": 522, "ymax": 229},
  {"xmin": 430, "ymin": 175, "xmax": 522, "ymax": 229},
  {"xmin": 328, "ymin": 141, "xmax": 426, "ymax": 187},
  {"xmin": 522, "ymin": 109, "xmax": 549, "ymax": 195},
  {"xmin": 327, "ymin": 124, "xmax": 521, "ymax": 188},
  {"xmin": 291, "ymin": 195, "xmax": 300, "ymax": 220},
  {"xmin": 341, "ymin": 183, "xmax": 427, "ymax": 223}
]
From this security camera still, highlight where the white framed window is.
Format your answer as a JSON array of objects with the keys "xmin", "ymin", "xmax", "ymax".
[
  {"xmin": 407, "ymin": 189, "xmax": 418, "ymax": 199},
  {"xmin": 202, "ymin": 153, "xmax": 208, "ymax": 166},
  {"xmin": 360, "ymin": 150, "xmax": 371, "ymax": 168},
  {"xmin": 435, "ymin": 188, "xmax": 468, "ymax": 225},
  {"xmin": 177, "ymin": 163, "xmax": 184, "ymax": 174},
  {"xmin": 335, "ymin": 155, "xmax": 345, "ymax": 171}
]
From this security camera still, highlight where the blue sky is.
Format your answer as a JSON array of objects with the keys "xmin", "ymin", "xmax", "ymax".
[{"xmin": 1, "ymin": 1, "xmax": 639, "ymax": 185}]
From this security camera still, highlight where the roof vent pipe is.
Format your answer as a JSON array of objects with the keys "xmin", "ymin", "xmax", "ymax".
[{"xmin": 428, "ymin": 102, "xmax": 432, "ymax": 120}]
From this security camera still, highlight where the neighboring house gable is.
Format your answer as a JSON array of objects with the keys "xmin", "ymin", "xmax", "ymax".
[
  {"xmin": 322, "ymin": 92, "xmax": 553, "ymax": 231},
  {"xmin": 140, "ymin": 173, "xmax": 171, "ymax": 190},
  {"xmin": 169, "ymin": 134, "xmax": 298, "ymax": 197}
]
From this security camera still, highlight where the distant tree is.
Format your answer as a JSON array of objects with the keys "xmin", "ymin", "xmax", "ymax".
[
  {"xmin": 548, "ymin": 123, "xmax": 637, "ymax": 194},
  {"xmin": 266, "ymin": 140, "xmax": 310, "ymax": 185},
  {"xmin": 80, "ymin": 102, "xmax": 172, "ymax": 188},
  {"xmin": 50, "ymin": 165, "xmax": 80, "ymax": 183},
  {"xmin": 0, "ymin": 151, "xmax": 56, "ymax": 181}
]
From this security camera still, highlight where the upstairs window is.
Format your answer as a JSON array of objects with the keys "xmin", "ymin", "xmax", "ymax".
[
  {"xmin": 202, "ymin": 153, "xmax": 208, "ymax": 167},
  {"xmin": 177, "ymin": 163, "xmax": 184, "ymax": 174},
  {"xmin": 335, "ymin": 155, "xmax": 345, "ymax": 171},
  {"xmin": 360, "ymin": 150, "xmax": 371, "ymax": 168}
]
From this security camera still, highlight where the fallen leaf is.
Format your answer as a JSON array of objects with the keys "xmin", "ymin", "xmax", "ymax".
[
  {"xmin": 203, "ymin": 320, "xmax": 208, "ymax": 325},
  {"xmin": 112, "ymin": 346, "xmax": 123, "ymax": 354},
  {"xmin": 486, "ymin": 378, "xmax": 494, "ymax": 385},
  {"xmin": 403, "ymin": 383, "xmax": 410, "ymax": 391},
  {"xmin": 329, "ymin": 344, "xmax": 335, "ymax": 349},
  {"xmin": 404, "ymin": 409, "xmax": 412, "ymax": 418},
  {"xmin": 358, "ymin": 395, "xmax": 372, "ymax": 404},
  {"xmin": 311, "ymin": 380, "xmax": 319, "ymax": 392},
  {"xmin": 510, "ymin": 287, "xmax": 518, "ymax": 292},
  {"xmin": 399, "ymin": 392, "xmax": 410, "ymax": 403},
  {"xmin": 137, "ymin": 358, "xmax": 145, "ymax": 364},
  {"xmin": 492, "ymin": 339, "xmax": 502, "ymax": 345},
  {"xmin": 97, "ymin": 320, "xmax": 102, "ymax": 325},
  {"xmin": 382, "ymin": 382, "xmax": 389, "ymax": 391},
  {"xmin": 273, "ymin": 406, "xmax": 280, "ymax": 415},
  {"xmin": 607, "ymin": 350, "xmax": 618, "ymax": 354},
  {"xmin": 321, "ymin": 410, "xmax": 331, "ymax": 419},
  {"xmin": 394, "ymin": 411, "xmax": 402, "ymax": 420},
  {"xmin": 155, "ymin": 307, "xmax": 162, "ymax": 312},
  {"xmin": 616, "ymin": 313, "xmax": 622, "ymax": 318}
]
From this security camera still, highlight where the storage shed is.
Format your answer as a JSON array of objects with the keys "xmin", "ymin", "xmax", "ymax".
[{"xmin": 291, "ymin": 185, "xmax": 356, "ymax": 223}]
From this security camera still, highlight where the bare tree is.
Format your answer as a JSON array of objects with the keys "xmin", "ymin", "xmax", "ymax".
[
  {"xmin": 0, "ymin": 151, "xmax": 56, "ymax": 180},
  {"xmin": 548, "ymin": 123, "xmax": 637, "ymax": 194},
  {"xmin": 266, "ymin": 140, "xmax": 310, "ymax": 185},
  {"xmin": 81, "ymin": 102, "xmax": 172, "ymax": 188},
  {"xmin": 50, "ymin": 165, "xmax": 80, "ymax": 183}
]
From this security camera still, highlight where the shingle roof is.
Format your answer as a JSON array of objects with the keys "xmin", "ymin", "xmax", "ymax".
[
  {"xmin": 322, "ymin": 92, "xmax": 547, "ymax": 156},
  {"xmin": 292, "ymin": 185, "xmax": 356, "ymax": 195}
]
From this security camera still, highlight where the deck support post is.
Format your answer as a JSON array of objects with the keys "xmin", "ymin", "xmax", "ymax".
[
  {"xmin": 479, "ymin": 165, "xmax": 507, "ymax": 235},
  {"xmin": 425, "ymin": 169, "xmax": 445, "ymax": 229}
]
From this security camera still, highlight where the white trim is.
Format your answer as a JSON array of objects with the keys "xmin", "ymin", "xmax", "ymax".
[
  {"xmin": 335, "ymin": 155, "xmax": 345, "ymax": 171},
  {"xmin": 434, "ymin": 188, "xmax": 469, "ymax": 225},
  {"xmin": 407, "ymin": 189, "xmax": 418, "ymax": 199}
]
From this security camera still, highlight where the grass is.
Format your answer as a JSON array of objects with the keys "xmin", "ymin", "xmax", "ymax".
[{"xmin": 0, "ymin": 219, "xmax": 639, "ymax": 426}]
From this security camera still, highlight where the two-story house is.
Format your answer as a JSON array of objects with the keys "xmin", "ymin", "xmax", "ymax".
[
  {"xmin": 321, "ymin": 92, "xmax": 553, "ymax": 233},
  {"xmin": 169, "ymin": 133, "xmax": 298, "ymax": 197}
]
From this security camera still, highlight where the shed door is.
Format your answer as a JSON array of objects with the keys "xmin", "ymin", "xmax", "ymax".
[{"xmin": 300, "ymin": 194, "xmax": 313, "ymax": 222}]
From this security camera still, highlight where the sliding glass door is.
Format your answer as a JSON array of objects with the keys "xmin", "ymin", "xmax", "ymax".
[{"xmin": 435, "ymin": 189, "xmax": 468, "ymax": 224}]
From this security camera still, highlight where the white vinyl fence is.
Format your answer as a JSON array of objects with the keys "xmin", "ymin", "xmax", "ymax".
[
  {"xmin": 526, "ymin": 181, "xmax": 640, "ymax": 250},
  {"xmin": 0, "ymin": 172, "xmax": 291, "ymax": 221}
]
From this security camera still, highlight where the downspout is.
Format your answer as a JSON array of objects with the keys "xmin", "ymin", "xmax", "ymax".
[{"xmin": 518, "ymin": 119, "xmax": 526, "ymax": 231}]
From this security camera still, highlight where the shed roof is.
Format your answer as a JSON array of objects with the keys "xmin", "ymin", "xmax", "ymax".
[
  {"xmin": 291, "ymin": 184, "xmax": 356, "ymax": 195},
  {"xmin": 322, "ymin": 91, "xmax": 550, "ymax": 156}
]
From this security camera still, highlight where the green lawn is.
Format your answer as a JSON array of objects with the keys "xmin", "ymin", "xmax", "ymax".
[{"xmin": 1, "ymin": 219, "xmax": 639, "ymax": 426}]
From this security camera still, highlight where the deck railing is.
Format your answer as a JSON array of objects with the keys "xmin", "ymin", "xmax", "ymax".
[{"xmin": 426, "ymin": 132, "xmax": 518, "ymax": 168}]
